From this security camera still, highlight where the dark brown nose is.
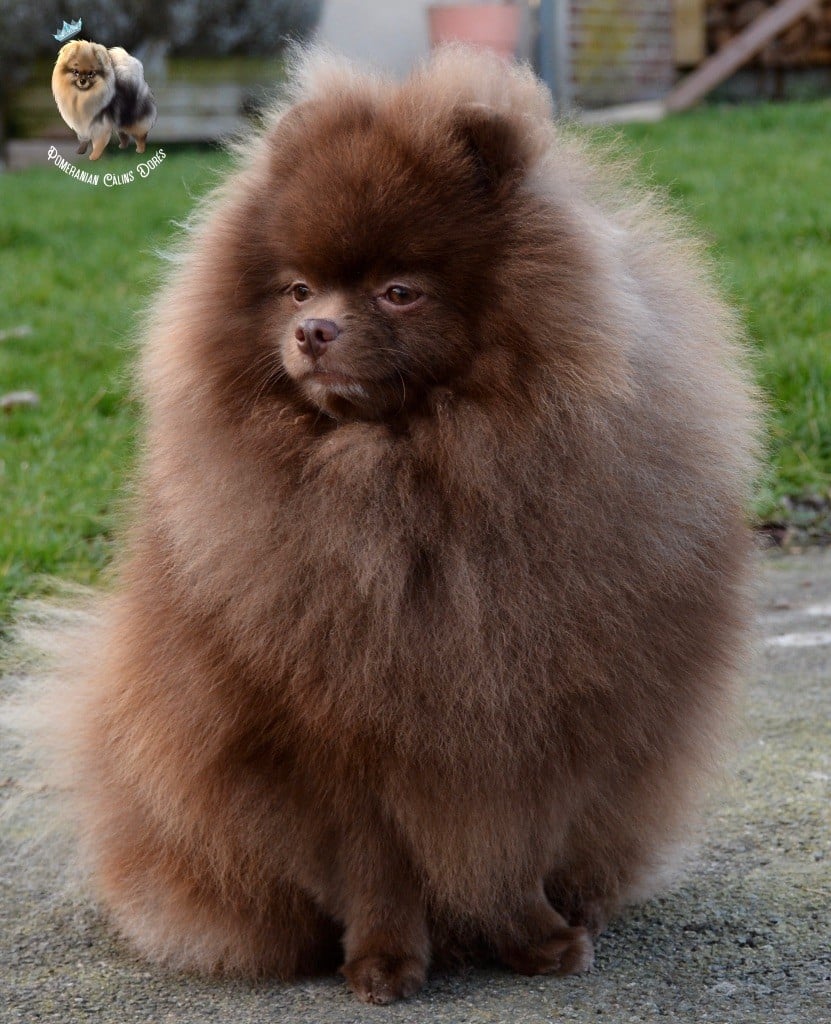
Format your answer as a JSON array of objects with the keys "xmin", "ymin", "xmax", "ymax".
[{"xmin": 295, "ymin": 318, "xmax": 340, "ymax": 359}]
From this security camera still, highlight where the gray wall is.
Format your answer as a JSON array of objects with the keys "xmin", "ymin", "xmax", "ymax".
[{"xmin": 315, "ymin": 0, "xmax": 433, "ymax": 77}]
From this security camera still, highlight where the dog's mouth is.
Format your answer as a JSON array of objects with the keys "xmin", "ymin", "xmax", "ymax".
[
  {"xmin": 304, "ymin": 368, "xmax": 371, "ymax": 403},
  {"xmin": 295, "ymin": 365, "xmax": 412, "ymax": 423}
]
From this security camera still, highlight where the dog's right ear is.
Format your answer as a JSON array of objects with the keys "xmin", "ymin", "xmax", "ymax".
[{"xmin": 452, "ymin": 102, "xmax": 528, "ymax": 192}]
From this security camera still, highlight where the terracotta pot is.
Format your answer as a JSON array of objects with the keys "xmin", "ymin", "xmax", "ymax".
[{"xmin": 428, "ymin": 3, "xmax": 522, "ymax": 61}]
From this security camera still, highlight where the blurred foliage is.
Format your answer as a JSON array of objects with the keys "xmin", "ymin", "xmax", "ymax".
[
  {"xmin": 65, "ymin": 0, "xmax": 323, "ymax": 55},
  {"xmin": 1, "ymin": 0, "xmax": 322, "ymax": 56},
  {"xmin": 0, "ymin": 1, "xmax": 60, "ymax": 108}
]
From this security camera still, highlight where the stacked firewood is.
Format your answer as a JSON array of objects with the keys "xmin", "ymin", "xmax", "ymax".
[{"xmin": 707, "ymin": 1, "xmax": 831, "ymax": 65}]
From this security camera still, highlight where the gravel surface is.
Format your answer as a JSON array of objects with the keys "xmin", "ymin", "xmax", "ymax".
[{"xmin": 2, "ymin": 550, "xmax": 829, "ymax": 1023}]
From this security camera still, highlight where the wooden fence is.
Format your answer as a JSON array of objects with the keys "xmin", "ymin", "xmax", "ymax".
[{"xmin": 13, "ymin": 57, "xmax": 284, "ymax": 143}]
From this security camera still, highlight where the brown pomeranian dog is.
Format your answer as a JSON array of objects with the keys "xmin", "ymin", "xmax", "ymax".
[
  {"xmin": 44, "ymin": 49, "xmax": 758, "ymax": 1004},
  {"xmin": 52, "ymin": 40, "xmax": 156, "ymax": 159}
]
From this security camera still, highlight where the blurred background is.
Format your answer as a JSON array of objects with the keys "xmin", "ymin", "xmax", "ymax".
[
  {"xmin": 1, "ymin": 0, "xmax": 830, "ymax": 622},
  {"xmin": 4, "ymin": 1, "xmax": 831, "ymax": 154}
]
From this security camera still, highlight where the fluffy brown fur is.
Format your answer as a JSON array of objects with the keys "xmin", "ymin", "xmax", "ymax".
[
  {"xmin": 42, "ymin": 49, "xmax": 758, "ymax": 1004},
  {"xmin": 52, "ymin": 40, "xmax": 156, "ymax": 159}
]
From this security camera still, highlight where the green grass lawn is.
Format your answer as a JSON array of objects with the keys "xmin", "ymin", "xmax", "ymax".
[
  {"xmin": 1, "ymin": 101, "xmax": 830, "ymax": 625},
  {"xmin": 618, "ymin": 101, "xmax": 831, "ymax": 513},
  {"xmin": 0, "ymin": 147, "xmax": 228, "ymax": 626}
]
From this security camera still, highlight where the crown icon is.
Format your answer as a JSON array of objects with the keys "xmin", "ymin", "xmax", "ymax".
[{"xmin": 54, "ymin": 18, "xmax": 83, "ymax": 42}]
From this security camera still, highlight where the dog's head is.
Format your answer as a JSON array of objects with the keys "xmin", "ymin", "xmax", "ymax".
[{"xmin": 54, "ymin": 40, "xmax": 113, "ymax": 93}]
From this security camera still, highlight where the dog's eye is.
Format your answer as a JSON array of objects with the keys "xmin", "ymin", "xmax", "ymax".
[
  {"xmin": 383, "ymin": 285, "xmax": 421, "ymax": 307},
  {"xmin": 72, "ymin": 69, "xmax": 79, "ymax": 76},
  {"xmin": 290, "ymin": 283, "xmax": 311, "ymax": 303}
]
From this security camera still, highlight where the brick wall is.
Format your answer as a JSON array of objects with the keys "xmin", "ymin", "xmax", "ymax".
[{"xmin": 569, "ymin": 0, "xmax": 677, "ymax": 107}]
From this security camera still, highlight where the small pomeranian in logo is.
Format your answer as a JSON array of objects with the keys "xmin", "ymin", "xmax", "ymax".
[{"xmin": 52, "ymin": 35, "xmax": 157, "ymax": 160}]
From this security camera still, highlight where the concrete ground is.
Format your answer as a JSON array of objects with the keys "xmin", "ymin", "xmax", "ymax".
[{"xmin": 1, "ymin": 550, "xmax": 829, "ymax": 1023}]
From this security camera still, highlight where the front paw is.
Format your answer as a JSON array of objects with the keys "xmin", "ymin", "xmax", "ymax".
[
  {"xmin": 502, "ymin": 925, "xmax": 594, "ymax": 976},
  {"xmin": 341, "ymin": 953, "xmax": 427, "ymax": 1005}
]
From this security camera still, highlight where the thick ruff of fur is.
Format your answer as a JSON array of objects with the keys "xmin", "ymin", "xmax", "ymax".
[
  {"xmin": 52, "ymin": 40, "xmax": 156, "ymax": 159},
  {"xmin": 29, "ymin": 49, "xmax": 758, "ymax": 1004}
]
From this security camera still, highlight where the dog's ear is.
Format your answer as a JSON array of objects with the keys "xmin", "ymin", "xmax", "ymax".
[
  {"xmin": 93, "ymin": 43, "xmax": 112, "ymax": 69},
  {"xmin": 452, "ymin": 103, "xmax": 528, "ymax": 191}
]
